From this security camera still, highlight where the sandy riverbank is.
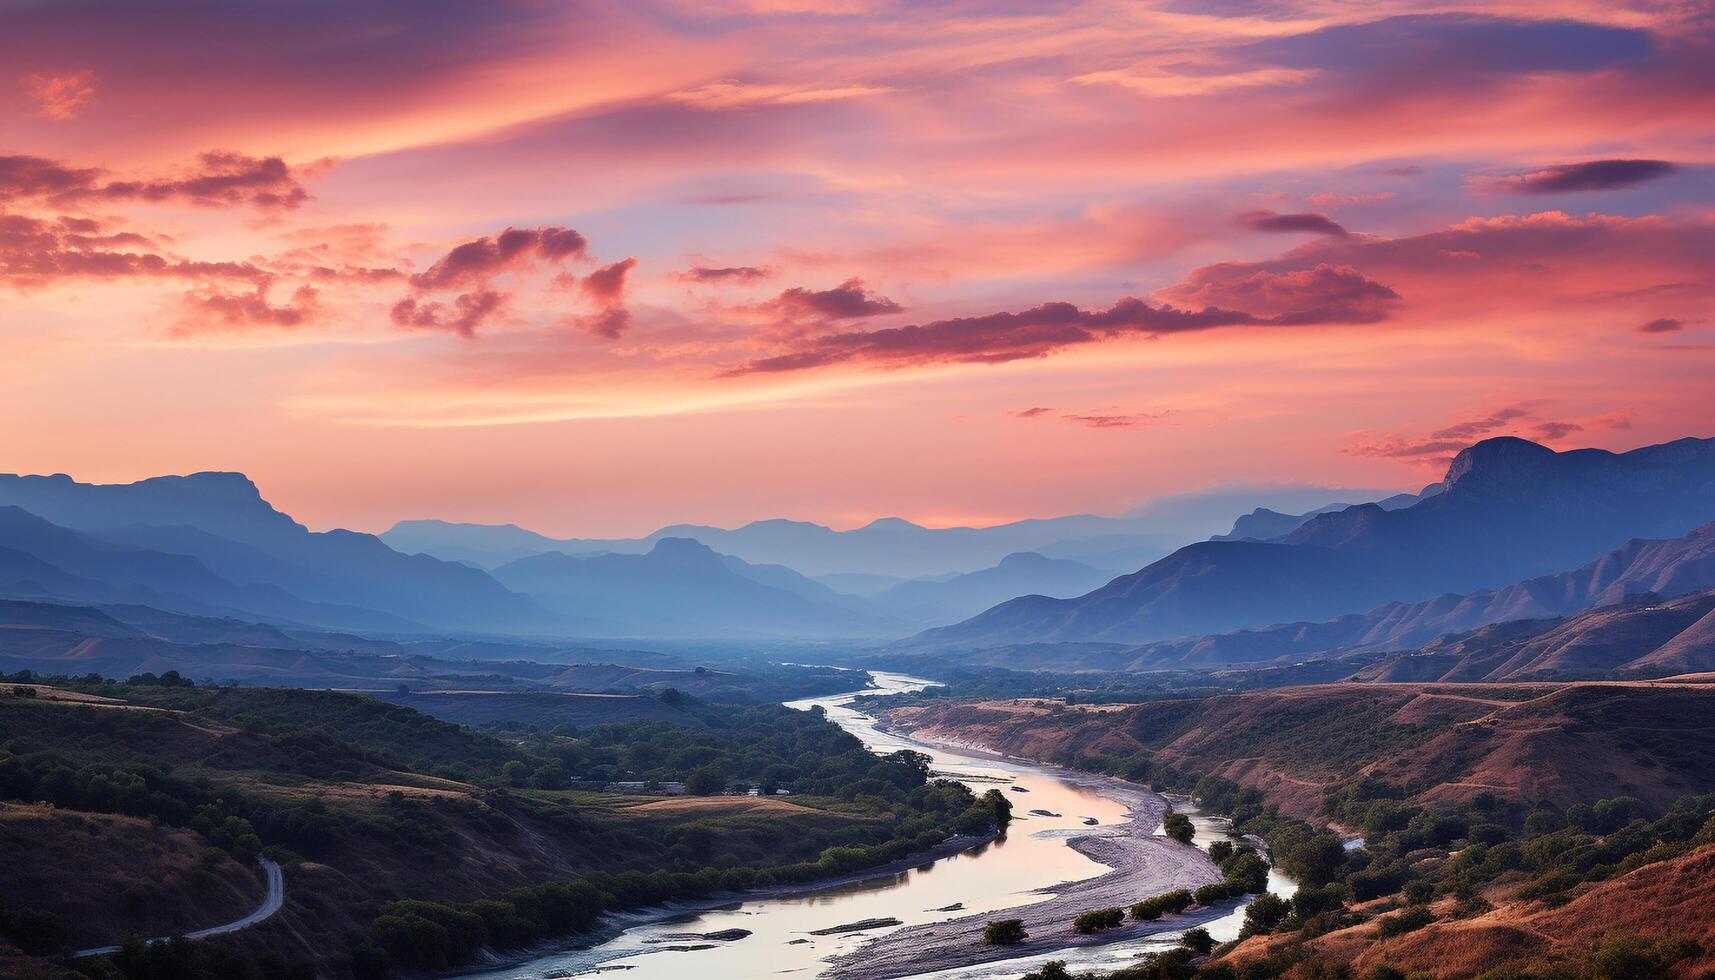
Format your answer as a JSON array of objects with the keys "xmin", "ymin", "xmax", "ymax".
[{"xmin": 823, "ymin": 731, "xmax": 1229, "ymax": 980}]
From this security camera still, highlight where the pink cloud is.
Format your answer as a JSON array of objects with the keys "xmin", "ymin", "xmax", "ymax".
[
  {"xmin": 391, "ymin": 289, "xmax": 507, "ymax": 338},
  {"xmin": 23, "ymin": 70, "xmax": 97, "ymax": 120},
  {"xmin": 176, "ymin": 284, "xmax": 320, "ymax": 332},
  {"xmin": 580, "ymin": 257, "xmax": 636, "ymax": 304}
]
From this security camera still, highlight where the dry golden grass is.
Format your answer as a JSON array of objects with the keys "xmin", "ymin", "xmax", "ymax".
[{"xmin": 621, "ymin": 796, "xmax": 824, "ymax": 817}]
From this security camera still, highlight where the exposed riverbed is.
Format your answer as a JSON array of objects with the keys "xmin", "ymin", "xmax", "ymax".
[{"xmin": 459, "ymin": 672, "xmax": 1291, "ymax": 980}]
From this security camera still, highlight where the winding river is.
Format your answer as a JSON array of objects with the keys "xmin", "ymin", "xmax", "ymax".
[{"xmin": 461, "ymin": 671, "xmax": 1294, "ymax": 980}]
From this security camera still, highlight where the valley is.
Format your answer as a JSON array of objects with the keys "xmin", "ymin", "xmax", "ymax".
[{"xmin": 6, "ymin": 434, "xmax": 1715, "ymax": 980}]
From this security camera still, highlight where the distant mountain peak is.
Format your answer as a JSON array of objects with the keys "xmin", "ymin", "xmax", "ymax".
[
  {"xmin": 647, "ymin": 536, "xmax": 726, "ymax": 566},
  {"xmin": 860, "ymin": 517, "xmax": 924, "ymax": 531},
  {"xmin": 996, "ymin": 551, "xmax": 1055, "ymax": 568}
]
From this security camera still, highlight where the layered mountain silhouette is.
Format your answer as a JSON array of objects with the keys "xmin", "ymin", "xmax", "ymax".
[
  {"xmin": 915, "ymin": 437, "xmax": 1715, "ymax": 648},
  {"xmin": 1069, "ymin": 520, "xmax": 1715, "ymax": 671},
  {"xmin": 489, "ymin": 537, "xmax": 901, "ymax": 637},
  {"xmin": 865, "ymin": 552, "xmax": 1118, "ymax": 624},
  {"xmin": 0, "ymin": 472, "xmax": 547, "ymax": 633},
  {"xmin": 1352, "ymin": 589, "xmax": 1715, "ymax": 682},
  {"xmin": 384, "ymin": 483, "xmax": 1401, "ymax": 579}
]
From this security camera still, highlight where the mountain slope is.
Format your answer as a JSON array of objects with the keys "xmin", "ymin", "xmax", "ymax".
[
  {"xmin": 1213, "ymin": 483, "xmax": 1441, "ymax": 542},
  {"xmin": 490, "ymin": 537, "xmax": 900, "ymax": 638},
  {"xmin": 867, "ymin": 552, "xmax": 1118, "ymax": 624},
  {"xmin": 918, "ymin": 436, "xmax": 1715, "ymax": 647},
  {"xmin": 0, "ymin": 473, "xmax": 546, "ymax": 633},
  {"xmin": 1354, "ymin": 590, "xmax": 1715, "ymax": 682},
  {"xmin": 885, "ymin": 681, "xmax": 1715, "ymax": 818}
]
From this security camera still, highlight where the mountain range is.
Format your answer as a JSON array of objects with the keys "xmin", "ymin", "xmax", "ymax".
[
  {"xmin": 915, "ymin": 437, "xmax": 1715, "ymax": 648},
  {"xmin": 382, "ymin": 483, "xmax": 1403, "ymax": 579},
  {"xmin": 1050, "ymin": 520, "xmax": 1715, "ymax": 672},
  {"xmin": 0, "ymin": 473, "xmax": 547, "ymax": 634}
]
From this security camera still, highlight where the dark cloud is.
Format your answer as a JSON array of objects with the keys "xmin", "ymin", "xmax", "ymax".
[
  {"xmin": 1429, "ymin": 406, "xmax": 1529, "ymax": 441},
  {"xmin": 1240, "ymin": 210, "xmax": 1348, "ymax": 236},
  {"xmin": 1534, "ymin": 421, "xmax": 1583, "ymax": 440},
  {"xmin": 1378, "ymin": 165, "xmax": 1426, "ymax": 177},
  {"xmin": 580, "ymin": 257, "xmax": 636, "ymax": 303},
  {"xmin": 1473, "ymin": 159, "xmax": 1677, "ymax": 195},
  {"xmin": 725, "ymin": 261, "xmax": 1402, "ymax": 375},
  {"xmin": 683, "ymin": 265, "xmax": 771, "ymax": 283},
  {"xmin": 0, "ymin": 151, "xmax": 310, "ymax": 210},
  {"xmin": 1636, "ymin": 317, "xmax": 1684, "ymax": 334},
  {"xmin": 177, "ymin": 284, "xmax": 320, "ymax": 332},
  {"xmin": 766, "ymin": 278, "xmax": 902, "ymax": 320},
  {"xmin": 1242, "ymin": 15, "xmax": 1653, "ymax": 78},
  {"xmin": 726, "ymin": 299, "xmax": 1262, "ymax": 375},
  {"xmin": 1010, "ymin": 406, "xmax": 1054, "ymax": 418},
  {"xmin": 409, "ymin": 226, "xmax": 587, "ymax": 291},
  {"xmin": 391, "ymin": 289, "xmax": 507, "ymax": 337}
]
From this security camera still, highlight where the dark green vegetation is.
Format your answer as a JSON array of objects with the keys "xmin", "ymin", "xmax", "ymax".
[
  {"xmin": 984, "ymin": 918, "xmax": 1028, "ymax": 945},
  {"xmin": 0, "ymin": 675, "xmax": 1011, "ymax": 978},
  {"xmin": 1129, "ymin": 889, "xmax": 1191, "ymax": 921},
  {"xmin": 1163, "ymin": 811, "xmax": 1194, "ymax": 844},
  {"xmin": 1071, "ymin": 907, "xmax": 1125, "ymax": 934}
]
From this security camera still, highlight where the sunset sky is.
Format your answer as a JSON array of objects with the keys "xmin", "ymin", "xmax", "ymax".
[{"xmin": 4, "ymin": 0, "xmax": 1712, "ymax": 536}]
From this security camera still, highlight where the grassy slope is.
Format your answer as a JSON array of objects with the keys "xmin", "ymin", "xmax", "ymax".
[
  {"xmin": 886, "ymin": 681, "xmax": 1715, "ymax": 817},
  {"xmin": 0, "ymin": 682, "xmax": 985, "ymax": 976}
]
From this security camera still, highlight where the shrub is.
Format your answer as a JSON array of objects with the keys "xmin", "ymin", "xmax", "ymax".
[
  {"xmin": 1195, "ymin": 881, "xmax": 1239, "ymax": 905},
  {"xmin": 1072, "ymin": 906, "xmax": 1126, "ymax": 933},
  {"xmin": 1132, "ymin": 889, "xmax": 1193, "ymax": 921},
  {"xmin": 983, "ymin": 918, "xmax": 1027, "ymax": 945},
  {"xmin": 1376, "ymin": 905, "xmax": 1434, "ymax": 938}
]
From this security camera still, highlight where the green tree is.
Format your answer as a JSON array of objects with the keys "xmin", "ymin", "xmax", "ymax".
[
  {"xmin": 1240, "ymin": 892, "xmax": 1290, "ymax": 937},
  {"xmin": 501, "ymin": 760, "xmax": 530, "ymax": 787},
  {"xmin": 1180, "ymin": 926, "xmax": 1214, "ymax": 955},
  {"xmin": 1163, "ymin": 812, "xmax": 1194, "ymax": 844},
  {"xmin": 685, "ymin": 764, "xmax": 728, "ymax": 796}
]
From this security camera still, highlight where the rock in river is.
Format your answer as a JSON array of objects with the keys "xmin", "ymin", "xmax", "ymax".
[{"xmin": 808, "ymin": 917, "xmax": 902, "ymax": 936}]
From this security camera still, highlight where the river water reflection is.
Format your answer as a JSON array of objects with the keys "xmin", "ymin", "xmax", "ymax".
[{"xmin": 461, "ymin": 672, "xmax": 1292, "ymax": 980}]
